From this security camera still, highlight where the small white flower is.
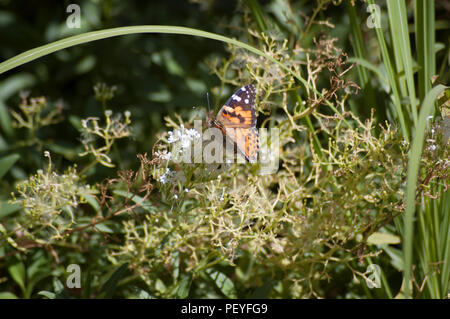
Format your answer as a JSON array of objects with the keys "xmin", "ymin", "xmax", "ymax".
[
  {"xmin": 156, "ymin": 150, "xmax": 171, "ymax": 160},
  {"xmin": 167, "ymin": 130, "xmax": 179, "ymax": 144},
  {"xmin": 401, "ymin": 139, "xmax": 408, "ymax": 147},
  {"xmin": 173, "ymin": 194, "xmax": 178, "ymax": 199},
  {"xmin": 184, "ymin": 188, "xmax": 189, "ymax": 192},
  {"xmin": 158, "ymin": 175, "xmax": 167, "ymax": 184},
  {"xmin": 158, "ymin": 167, "xmax": 174, "ymax": 184},
  {"xmin": 186, "ymin": 128, "xmax": 200, "ymax": 139}
]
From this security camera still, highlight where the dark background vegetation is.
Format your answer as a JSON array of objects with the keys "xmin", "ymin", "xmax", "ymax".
[{"xmin": 1, "ymin": 0, "xmax": 241, "ymax": 178}]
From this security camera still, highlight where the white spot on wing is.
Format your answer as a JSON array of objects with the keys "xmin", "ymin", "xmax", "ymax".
[
  {"xmin": 232, "ymin": 95, "xmax": 241, "ymax": 102},
  {"xmin": 244, "ymin": 99, "xmax": 249, "ymax": 104}
]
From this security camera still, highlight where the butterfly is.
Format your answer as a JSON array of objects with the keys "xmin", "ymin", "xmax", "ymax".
[{"xmin": 211, "ymin": 84, "xmax": 259, "ymax": 163}]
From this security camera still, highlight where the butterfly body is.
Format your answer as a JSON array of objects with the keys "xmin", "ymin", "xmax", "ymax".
[{"xmin": 212, "ymin": 84, "xmax": 259, "ymax": 162}]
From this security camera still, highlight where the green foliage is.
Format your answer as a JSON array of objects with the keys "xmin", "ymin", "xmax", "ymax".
[
  {"xmin": 10, "ymin": 152, "xmax": 92, "ymax": 242},
  {"xmin": 0, "ymin": 154, "xmax": 20, "ymax": 180},
  {"xmin": 0, "ymin": 0, "xmax": 448, "ymax": 299}
]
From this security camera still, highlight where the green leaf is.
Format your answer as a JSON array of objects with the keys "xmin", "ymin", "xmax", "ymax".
[
  {"xmin": 172, "ymin": 251, "xmax": 180, "ymax": 281},
  {"xmin": 81, "ymin": 191, "xmax": 100, "ymax": 212},
  {"xmin": 175, "ymin": 273, "xmax": 192, "ymax": 299},
  {"xmin": 98, "ymin": 263, "xmax": 129, "ymax": 298},
  {"xmin": 53, "ymin": 278, "xmax": 64, "ymax": 293},
  {"xmin": 0, "ymin": 292, "xmax": 18, "ymax": 299},
  {"xmin": 0, "ymin": 201, "xmax": 21, "ymax": 218},
  {"xmin": 0, "ymin": 73, "xmax": 35, "ymax": 137},
  {"xmin": 250, "ymin": 281, "xmax": 273, "ymax": 299},
  {"xmin": 0, "ymin": 153, "xmax": 20, "ymax": 180},
  {"xmin": 46, "ymin": 142, "xmax": 79, "ymax": 161},
  {"xmin": 205, "ymin": 268, "xmax": 237, "ymax": 299},
  {"xmin": 155, "ymin": 278, "xmax": 167, "ymax": 294},
  {"xmin": 75, "ymin": 55, "xmax": 96, "ymax": 74},
  {"xmin": 25, "ymin": 255, "xmax": 52, "ymax": 298},
  {"xmin": 38, "ymin": 291, "xmax": 56, "ymax": 299},
  {"xmin": 161, "ymin": 50, "xmax": 184, "ymax": 76},
  {"xmin": 8, "ymin": 261, "xmax": 26, "ymax": 292},
  {"xmin": 347, "ymin": 57, "xmax": 389, "ymax": 88},
  {"xmin": 52, "ymin": 278, "xmax": 70, "ymax": 299},
  {"xmin": 0, "ymin": 101, "xmax": 13, "ymax": 137},
  {"xmin": 82, "ymin": 270, "xmax": 92, "ymax": 299},
  {"xmin": 367, "ymin": 232, "xmax": 401, "ymax": 245},
  {"xmin": 0, "ymin": 73, "xmax": 35, "ymax": 100},
  {"xmin": 138, "ymin": 290, "xmax": 153, "ymax": 299},
  {"xmin": 26, "ymin": 255, "xmax": 48, "ymax": 280},
  {"xmin": 148, "ymin": 89, "xmax": 172, "ymax": 103},
  {"xmin": 94, "ymin": 223, "xmax": 114, "ymax": 233},
  {"xmin": 69, "ymin": 115, "xmax": 82, "ymax": 130},
  {"xmin": 383, "ymin": 246, "xmax": 404, "ymax": 272},
  {"xmin": 113, "ymin": 190, "xmax": 156, "ymax": 214}
]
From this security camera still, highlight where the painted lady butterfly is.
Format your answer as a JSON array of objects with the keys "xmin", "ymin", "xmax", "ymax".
[{"xmin": 211, "ymin": 84, "xmax": 259, "ymax": 163}]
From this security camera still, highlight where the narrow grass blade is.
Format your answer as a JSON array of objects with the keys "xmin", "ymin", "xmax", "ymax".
[
  {"xmin": 387, "ymin": 0, "xmax": 418, "ymax": 124},
  {"xmin": 415, "ymin": 0, "xmax": 436, "ymax": 104},
  {"xmin": 403, "ymin": 84, "xmax": 446, "ymax": 298},
  {"xmin": 367, "ymin": 0, "xmax": 409, "ymax": 141}
]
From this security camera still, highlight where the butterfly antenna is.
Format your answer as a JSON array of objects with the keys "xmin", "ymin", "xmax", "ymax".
[{"xmin": 206, "ymin": 92, "xmax": 211, "ymax": 112}]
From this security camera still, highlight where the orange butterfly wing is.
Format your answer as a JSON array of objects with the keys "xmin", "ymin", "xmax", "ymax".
[{"xmin": 213, "ymin": 84, "xmax": 259, "ymax": 162}]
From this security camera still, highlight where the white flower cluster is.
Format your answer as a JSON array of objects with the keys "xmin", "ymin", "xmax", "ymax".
[{"xmin": 168, "ymin": 124, "xmax": 201, "ymax": 151}]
